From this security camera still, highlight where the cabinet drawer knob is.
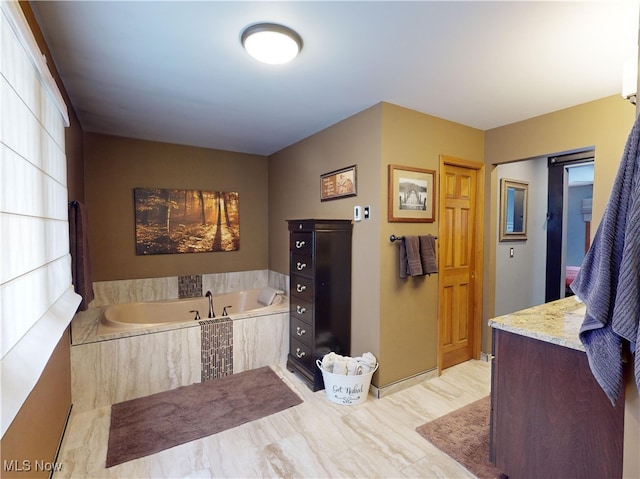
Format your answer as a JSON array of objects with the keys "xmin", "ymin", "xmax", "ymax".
[
  {"xmin": 296, "ymin": 284, "xmax": 306, "ymax": 293},
  {"xmin": 295, "ymin": 240, "xmax": 306, "ymax": 248},
  {"xmin": 296, "ymin": 262, "xmax": 307, "ymax": 271},
  {"xmin": 295, "ymin": 348, "xmax": 306, "ymax": 358},
  {"xmin": 296, "ymin": 326, "xmax": 306, "ymax": 336},
  {"xmin": 296, "ymin": 305, "xmax": 306, "ymax": 314}
]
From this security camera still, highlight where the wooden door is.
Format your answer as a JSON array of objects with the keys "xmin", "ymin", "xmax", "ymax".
[{"xmin": 438, "ymin": 156, "xmax": 484, "ymax": 371}]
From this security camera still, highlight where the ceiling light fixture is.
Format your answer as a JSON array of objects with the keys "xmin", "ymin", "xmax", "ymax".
[{"xmin": 241, "ymin": 23, "xmax": 302, "ymax": 65}]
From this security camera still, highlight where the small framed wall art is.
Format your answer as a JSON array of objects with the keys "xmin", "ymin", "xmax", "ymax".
[
  {"xmin": 320, "ymin": 165, "xmax": 357, "ymax": 201},
  {"xmin": 388, "ymin": 164, "xmax": 436, "ymax": 222},
  {"xmin": 499, "ymin": 178, "xmax": 528, "ymax": 241}
]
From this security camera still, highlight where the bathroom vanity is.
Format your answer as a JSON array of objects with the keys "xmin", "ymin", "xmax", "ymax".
[
  {"xmin": 286, "ymin": 219, "xmax": 352, "ymax": 391},
  {"xmin": 488, "ymin": 298, "xmax": 626, "ymax": 478}
]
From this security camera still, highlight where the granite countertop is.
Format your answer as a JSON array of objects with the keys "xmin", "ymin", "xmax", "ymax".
[{"xmin": 488, "ymin": 296, "xmax": 587, "ymax": 351}]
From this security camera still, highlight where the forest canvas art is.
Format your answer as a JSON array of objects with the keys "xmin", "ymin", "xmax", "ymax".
[{"xmin": 134, "ymin": 188, "xmax": 239, "ymax": 255}]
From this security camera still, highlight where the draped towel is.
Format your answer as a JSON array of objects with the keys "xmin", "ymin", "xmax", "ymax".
[
  {"xmin": 399, "ymin": 236, "xmax": 422, "ymax": 277},
  {"xmin": 570, "ymin": 114, "xmax": 640, "ymax": 405},
  {"xmin": 419, "ymin": 235, "xmax": 438, "ymax": 275},
  {"xmin": 399, "ymin": 235, "xmax": 438, "ymax": 278},
  {"xmin": 69, "ymin": 201, "xmax": 94, "ymax": 311}
]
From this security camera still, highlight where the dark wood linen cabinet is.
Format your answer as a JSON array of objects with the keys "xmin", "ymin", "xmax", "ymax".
[{"xmin": 286, "ymin": 219, "xmax": 352, "ymax": 391}]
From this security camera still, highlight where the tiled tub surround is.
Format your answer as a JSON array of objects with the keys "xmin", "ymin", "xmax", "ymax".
[
  {"xmin": 90, "ymin": 269, "xmax": 288, "ymax": 307},
  {"xmin": 178, "ymin": 274, "xmax": 203, "ymax": 298},
  {"xmin": 70, "ymin": 270, "xmax": 289, "ymax": 412},
  {"xmin": 201, "ymin": 319, "xmax": 233, "ymax": 381},
  {"xmin": 71, "ymin": 305, "xmax": 288, "ymax": 412}
]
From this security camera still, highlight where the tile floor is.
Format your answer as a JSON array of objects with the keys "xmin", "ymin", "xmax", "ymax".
[{"xmin": 53, "ymin": 359, "xmax": 491, "ymax": 478}]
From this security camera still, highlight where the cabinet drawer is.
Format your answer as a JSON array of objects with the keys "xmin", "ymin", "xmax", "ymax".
[
  {"xmin": 290, "ymin": 297, "xmax": 313, "ymax": 324},
  {"xmin": 289, "ymin": 337, "xmax": 313, "ymax": 370},
  {"xmin": 290, "ymin": 274, "xmax": 314, "ymax": 303},
  {"xmin": 290, "ymin": 232, "xmax": 312, "ymax": 255},
  {"xmin": 291, "ymin": 316, "xmax": 312, "ymax": 346},
  {"xmin": 291, "ymin": 253, "xmax": 313, "ymax": 278}
]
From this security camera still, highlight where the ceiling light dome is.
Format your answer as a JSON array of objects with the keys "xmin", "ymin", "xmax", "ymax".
[{"xmin": 241, "ymin": 23, "xmax": 302, "ymax": 65}]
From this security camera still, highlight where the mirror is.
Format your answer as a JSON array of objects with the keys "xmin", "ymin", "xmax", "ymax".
[{"xmin": 500, "ymin": 178, "xmax": 528, "ymax": 241}]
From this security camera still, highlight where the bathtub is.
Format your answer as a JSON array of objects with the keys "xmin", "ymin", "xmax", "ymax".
[{"xmin": 98, "ymin": 288, "xmax": 285, "ymax": 335}]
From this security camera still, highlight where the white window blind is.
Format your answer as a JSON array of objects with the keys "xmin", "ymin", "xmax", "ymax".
[{"xmin": 1, "ymin": 0, "xmax": 80, "ymax": 436}]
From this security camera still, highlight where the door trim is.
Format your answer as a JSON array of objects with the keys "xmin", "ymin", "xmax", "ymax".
[
  {"xmin": 437, "ymin": 155, "xmax": 485, "ymax": 374},
  {"xmin": 545, "ymin": 150, "xmax": 594, "ymax": 302}
]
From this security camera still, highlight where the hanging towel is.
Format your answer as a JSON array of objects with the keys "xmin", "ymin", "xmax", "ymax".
[
  {"xmin": 419, "ymin": 235, "xmax": 438, "ymax": 275},
  {"xmin": 399, "ymin": 239, "xmax": 408, "ymax": 279},
  {"xmin": 399, "ymin": 236, "xmax": 423, "ymax": 277},
  {"xmin": 571, "ymin": 114, "xmax": 640, "ymax": 405},
  {"xmin": 68, "ymin": 201, "xmax": 94, "ymax": 311}
]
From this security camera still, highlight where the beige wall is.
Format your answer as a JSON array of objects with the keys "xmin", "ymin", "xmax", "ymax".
[
  {"xmin": 269, "ymin": 103, "xmax": 384, "ymax": 382},
  {"xmin": 270, "ymin": 97, "xmax": 634, "ymax": 387},
  {"xmin": 84, "ymin": 134, "xmax": 269, "ymax": 281},
  {"xmin": 485, "ymin": 95, "xmax": 638, "ymax": 476},
  {"xmin": 485, "ymin": 95, "xmax": 634, "ymax": 226},
  {"xmin": 483, "ymin": 96, "xmax": 636, "ymax": 339},
  {"xmin": 379, "ymin": 103, "xmax": 484, "ymax": 384},
  {"xmin": 269, "ymin": 102, "xmax": 484, "ymax": 387},
  {"xmin": 0, "ymin": 332, "xmax": 71, "ymax": 479}
]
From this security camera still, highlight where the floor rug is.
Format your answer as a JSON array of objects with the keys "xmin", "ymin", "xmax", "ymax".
[
  {"xmin": 106, "ymin": 366, "xmax": 302, "ymax": 467},
  {"xmin": 415, "ymin": 396, "xmax": 505, "ymax": 479}
]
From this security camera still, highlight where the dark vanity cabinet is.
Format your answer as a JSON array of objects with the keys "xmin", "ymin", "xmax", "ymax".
[
  {"xmin": 490, "ymin": 328, "xmax": 624, "ymax": 478},
  {"xmin": 286, "ymin": 219, "xmax": 352, "ymax": 391}
]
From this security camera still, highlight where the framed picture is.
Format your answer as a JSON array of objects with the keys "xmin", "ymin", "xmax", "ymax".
[
  {"xmin": 134, "ymin": 187, "xmax": 239, "ymax": 255},
  {"xmin": 320, "ymin": 165, "xmax": 357, "ymax": 201},
  {"xmin": 499, "ymin": 178, "xmax": 528, "ymax": 241},
  {"xmin": 388, "ymin": 165, "xmax": 436, "ymax": 222}
]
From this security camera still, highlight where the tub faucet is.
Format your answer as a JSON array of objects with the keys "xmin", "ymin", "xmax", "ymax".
[{"xmin": 205, "ymin": 291, "xmax": 215, "ymax": 318}]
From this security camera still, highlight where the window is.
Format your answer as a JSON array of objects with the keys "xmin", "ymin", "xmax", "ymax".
[{"xmin": 1, "ymin": 1, "xmax": 80, "ymax": 436}]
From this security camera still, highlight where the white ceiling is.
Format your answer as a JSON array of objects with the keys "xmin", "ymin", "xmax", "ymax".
[{"xmin": 31, "ymin": 1, "xmax": 640, "ymax": 156}]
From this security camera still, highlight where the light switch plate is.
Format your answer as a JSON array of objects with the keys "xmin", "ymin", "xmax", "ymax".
[{"xmin": 354, "ymin": 206, "xmax": 362, "ymax": 222}]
